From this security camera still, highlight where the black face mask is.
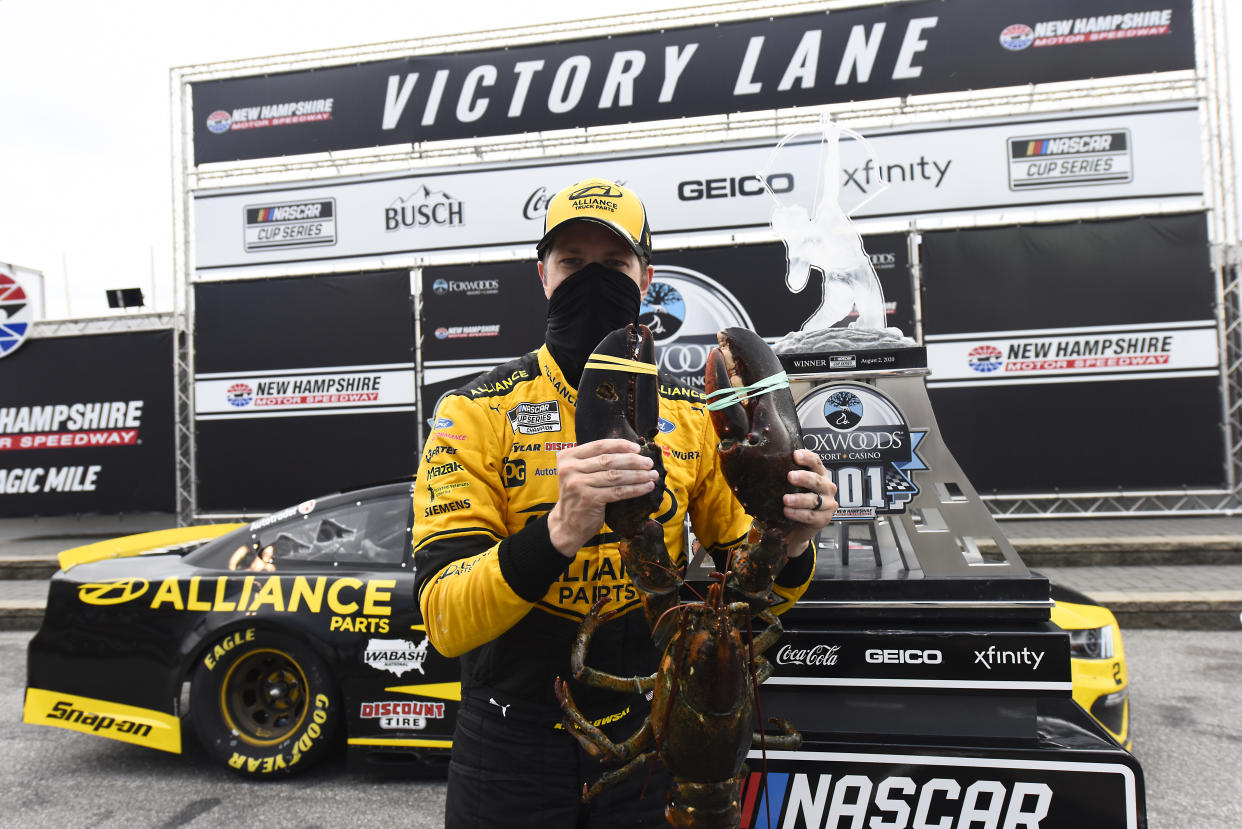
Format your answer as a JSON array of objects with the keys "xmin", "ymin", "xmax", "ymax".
[{"xmin": 545, "ymin": 263, "xmax": 642, "ymax": 388}]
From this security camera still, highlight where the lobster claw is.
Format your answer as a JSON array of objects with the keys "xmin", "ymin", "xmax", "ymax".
[
  {"xmin": 576, "ymin": 324, "xmax": 676, "ymax": 635},
  {"xmin": 705, "ymin": 327, "xmax": 804, "ymax": 531}
]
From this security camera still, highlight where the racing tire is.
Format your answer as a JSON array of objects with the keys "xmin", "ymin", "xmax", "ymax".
[{"xmin": 190, "ymin": 627, "xmax": 340, "ymax": 778}]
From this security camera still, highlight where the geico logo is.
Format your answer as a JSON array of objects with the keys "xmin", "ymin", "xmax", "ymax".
[
  {"xmin": 677, "ymin": 173, "xmax": 794, "ymax": 201},
  {"xmin": 78, "ymin": 578, "xmax": 150, "ymax": 605},
  {"xmin": 117, "ymin": 575, "xmax": 398, "ymax": 616},
  {"xmin": 804, "ymin": 431, "xmax": 905, "ymax": 451},
  {"xmin": 360, "ymin": 701, "xmax": 446, "ymax": 719},
  {"xmin": 778, "ymin": 773, "xmax": 1053, "ymax": 828},
  {"xmin": 48, "ymin": 700, "xmax": 153, "ymax": 738},
  {"xmin": 657, "ymin": 344, "xmax": 709, "ymax": 374},
  {"xmin": 203, "ymin": 627, "xmax": 257, "ymax": 670},
  {"xmin": 865, "ymin": 648, "xmax": 943, "ymax": 664}
]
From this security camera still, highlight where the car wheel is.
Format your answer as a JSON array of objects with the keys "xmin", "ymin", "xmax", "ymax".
[{"xmin": 190, "ymin": 627, "xmax": 339, "ymax": 777}]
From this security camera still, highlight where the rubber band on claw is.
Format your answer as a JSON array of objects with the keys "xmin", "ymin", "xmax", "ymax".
[
  {"xmin": 704, "ymin": 371, "xmax": 791, "ymax": 411},
  {"xmin": 583, "ymin": 353, "xmax": 659, "ymax": 375}
]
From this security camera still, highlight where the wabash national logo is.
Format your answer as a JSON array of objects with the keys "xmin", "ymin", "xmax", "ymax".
[{"xmin": 0, "ymin": 271, "xmax": 32, "ymax": 359}]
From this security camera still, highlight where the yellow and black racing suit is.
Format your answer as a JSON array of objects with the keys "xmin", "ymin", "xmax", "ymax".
[{"xmin": 412, "ymin": 345, "xmax": 814, "ymax": 826}]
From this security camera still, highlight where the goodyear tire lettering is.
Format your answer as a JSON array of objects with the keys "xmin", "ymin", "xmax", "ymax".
[{"xmin": 191, "ymin": 629, "xmax": 339, "ymax": 778}]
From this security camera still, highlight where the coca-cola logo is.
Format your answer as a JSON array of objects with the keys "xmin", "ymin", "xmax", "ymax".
[{"xmin": 775, "ymin": 643, "xmax": 841, "ymax": 667}]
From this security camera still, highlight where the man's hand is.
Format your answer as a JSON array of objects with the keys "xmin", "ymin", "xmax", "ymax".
[
  {"xmin": 547, "ymin": 439, "xmax": 661, "ymax": 558},
  {"xmin": 781, "ymin": 449, "xmax": 838, "ymax": 558}
]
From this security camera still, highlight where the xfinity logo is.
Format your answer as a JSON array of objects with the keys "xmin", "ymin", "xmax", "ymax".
[
  {"xmin": 975, "ymin": 646, "xmax": 1045, "ymax": 670},
  {"xmin": 843, "ymin": 156, "xmax": 951, "ymax": 193},
  {"xmin": 866, "ymin": 648, "xmax": 942, "ymax": 665}
]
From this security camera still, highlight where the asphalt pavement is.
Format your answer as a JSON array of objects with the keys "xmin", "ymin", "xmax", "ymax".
[{"xmin": 2, "ymin": 511, "xmax": 1241, "ymax": 630}]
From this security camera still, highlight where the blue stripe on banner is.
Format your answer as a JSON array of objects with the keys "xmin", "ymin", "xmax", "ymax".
[{"xmin": 755, "ymin": 772, "xmax": 789, "ymax": 829}]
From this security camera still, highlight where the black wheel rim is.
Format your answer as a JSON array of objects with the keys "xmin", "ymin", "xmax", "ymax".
[{"xmin": 219, "ymin": 647, "xmax": 308, "ymax": 746}]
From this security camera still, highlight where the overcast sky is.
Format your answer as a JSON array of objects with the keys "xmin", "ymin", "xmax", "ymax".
[{"xmin": 1, "ymin": 0, "xmax": 1238, "ymax": 320}]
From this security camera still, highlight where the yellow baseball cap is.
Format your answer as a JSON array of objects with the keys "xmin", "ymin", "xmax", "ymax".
[{"xmin": 536, "ymin": 178, "xmax": 652, "ymax": 262}]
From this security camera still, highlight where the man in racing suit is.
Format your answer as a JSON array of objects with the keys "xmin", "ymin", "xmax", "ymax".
[{"xmin": 412, "ymin": 177, "xmax": 838, "ymax": 828}]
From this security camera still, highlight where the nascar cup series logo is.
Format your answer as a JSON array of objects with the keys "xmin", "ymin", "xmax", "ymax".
[
  {"xmin": 796, "ymin": 383, "xmax": 926, "ymax": 520},
  {"xmin": 645, "ymin": 266, "xmax": 752, "ymax": 390}
]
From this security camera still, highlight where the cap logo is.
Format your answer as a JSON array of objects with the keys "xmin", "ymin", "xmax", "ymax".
[{"xmin": 569, "ymin": 184, "xmax": 621, "ymax": 200}]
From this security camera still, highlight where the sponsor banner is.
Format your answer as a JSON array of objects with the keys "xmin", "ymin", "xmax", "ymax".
[
  {"xmin": 769, "ymin": 630, "xmax": 1069, "ymax": 688},
  {"xmin": 363, "ymin": 637, "xmax": 431, "ymax": 678},
  {"xmin": 190, "ymin": 0, "xmax": 1194, "ymax": 164},
  {"xmin": 734, "ymin": 750, "xmax": 1137, "ymax": 829},
  {"xmin": 195, "ymin": 365, "xmax": 416, "ymax": 419},
  {"xmin": 0, "ymin": 331, "xmax": 175, "ymax": 516},
  {"xmin": 193, "ymin": 270, "xmax": 418, "ymax": 512},
  {"xmin": 419, "ymin": 238, "xmax": 913, "ymax": 383},
  {"xmin": 926, "ymin": 323, "xmax": 1219, "ymax": 387},
  {"xmin": 193, "ymin": 106, "xmax": 1202, "ymax": 271},
  {"xmin": 23, "ymin": 688, "xmax": 181, "ymax": 754}
]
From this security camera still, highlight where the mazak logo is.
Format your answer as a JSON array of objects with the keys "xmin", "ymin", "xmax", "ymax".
[
  {"xmin": 363, "ymin": 637, "xmax": 430, "ymax": 677},
  {"xmin": 968, "ymin": 345, "xmax": 1004, "ymax": 373},
  {"xmin": 77, "ymin": 579, "xmax": 150, "ymax": 606},
  {"xmin": 227, "ymin": 383, "xmax": 253, "ymax": 407},
  {"xmin": 0, "ymin": 271, "xmax": 32, "ymax": 359},
  {"xmin": 385, "ymin": 185, "xmax": 464, "ymax": 231},
  {"xmin": 244, "ymin": 199, "xmax": 337, "ymax": 252},
  {"xmin": 775, "ymin": 644, "xmax": 840, "ymax": 667}
]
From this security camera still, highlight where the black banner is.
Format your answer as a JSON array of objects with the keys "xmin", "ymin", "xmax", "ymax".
[
  {"xmin": 418, "ymin": 236, "xmax": 915, "ymax": 410},
  {"xmin": 0, "ymin": 331, "xmax": 175, "ymax": 516},
  {"xmin": 194, "ymin": 271, "xmax": 417, "ymax": 512},
  {"xmin": 192, "ymin": 0, "xmax": 1195, "ymax": 164},
  {"xmin": 922, "ymin": 213, "xmax": 1225, "ymax": 492}
]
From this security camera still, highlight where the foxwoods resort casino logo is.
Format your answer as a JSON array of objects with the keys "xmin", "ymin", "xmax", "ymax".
[
  {"xmin": 796, "ymin": 383, "xmax": 927, "ymax": 520},
  {"xmin": 968, "ymin": 345, "xmax": 1003, "ymax": 373},
  {"xmin": 646, "ymin": 266, "xmax": 753, "ymax": 391}
]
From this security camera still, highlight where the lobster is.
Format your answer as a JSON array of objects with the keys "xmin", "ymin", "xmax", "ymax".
[{"xmin": 557, "ymin": 324, "xmax": 805, "ymax": 828}]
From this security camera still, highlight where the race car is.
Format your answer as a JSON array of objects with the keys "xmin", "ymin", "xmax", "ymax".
[
  {"xmin": 24, "ymin": 483, "xmax": 1134, "ymax": 776},
  {"xmin": 24, "ymin": 481, "xmax": 460, "ymax": 778},
  {"xmin": 1050, "ymin": 581, "xmax": 1131, "ymax": 750}
]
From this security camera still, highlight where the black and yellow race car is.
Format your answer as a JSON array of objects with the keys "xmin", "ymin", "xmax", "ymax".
[
  {"xmin": 24, "ymin": 481, "xmax": 460, "ymax": 778},
  {"xmin": 24, "ymin": 483, "xmax": 1134, "ymax": 776}
]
